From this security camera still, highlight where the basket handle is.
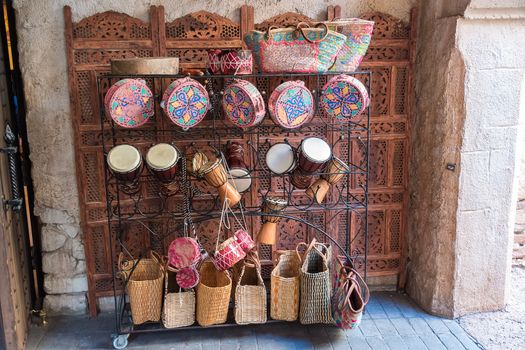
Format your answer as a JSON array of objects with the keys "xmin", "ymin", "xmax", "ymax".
[
  {"xmin": 297, "ymin": 22, "xmax": 330, "ymax": 44},
  {"xmin": 265, "ymin": 25, "xmax": 280, "ymax": 42},
  {"xmin": 295, "ymin": 238, "xmax": 317, "ymax": 263}
]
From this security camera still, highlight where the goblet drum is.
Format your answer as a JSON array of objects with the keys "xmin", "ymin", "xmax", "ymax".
[
  {"xmin": 257, "ymin": 197, "xmax": 287, "ymax": 245},
  {"xmin": 306, "ymin": 157, "xmax": 350, "ymax": 203},
  {"xmin": 200, "ymin": 158, "xmax": 242, "ymax": 207}
]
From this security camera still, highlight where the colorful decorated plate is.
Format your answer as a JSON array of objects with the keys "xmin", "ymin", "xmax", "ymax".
[
  {"xmin": 106, "ymin": 79, "xmax": 154, "ymax": 128},
  {"xmin": 268, "ymin": 80, "xmax": 314, "ymax": 129},
  {"xmin": 161, "ymin": 77, "xmax": 209, "ymax": 130},
  {"xmin": 320, "ymin": 74, "xmax": 369, "ymax": 121},
  {"xmin": 222, "ymin": 79, "xmax": 265, "ymax": 128}
]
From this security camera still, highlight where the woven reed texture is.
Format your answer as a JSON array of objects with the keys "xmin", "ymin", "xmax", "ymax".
[
  {"xmin": 120, "ymin": 254, "xmax": 164, "ymax": 325},
  {"xmin": 234, "ymin": 262, "xmax": 267, "ymax": 325},
  {"xmin": 271, "ymin": 251, "xmax": 300, "ymax": 321},
  {"xmin": 162, "ymin": 270, "xmax": 195, "ymax": 328},
  {"xmin": 299, "ymin": 244, "xmax": 333, "ymax": 324},
  {"xmin": 196, "ymin": 261, "xmax": 232, "ymax": 327}
]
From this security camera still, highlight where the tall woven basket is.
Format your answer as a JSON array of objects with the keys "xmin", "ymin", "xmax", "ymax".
[
  {"xmin": 298, "ymin": 240, "xmax": 334, "ymax": 324},
  {"xmin": 119, "ymin": 252, "xmax": 164, "ymax": 325},
  {"xmin": 196, "ymin": 260, "xmax": 232, "ymax": 327},
  {"xmin": 234, "ymin": 256, "xmax": 267, "ymax": 325},
  {"xmin": 162, "ymin": 267, "xmax": 195, "ymax": 328},
  {"xmin": 271, "ymin": 250, "xmax": 300, "ymax": 321}
]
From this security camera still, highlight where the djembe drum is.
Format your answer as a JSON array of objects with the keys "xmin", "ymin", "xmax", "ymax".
[
  {"xmin": 107, "ymin": 144, "xmax": 143, "ymax": 194},
  {"xmin": 225, "ymin": 142, "xmax": 251, "ymax": 193},
  {"xmin": 291, "ymin": 137, "xmax": 332, "ymax": 189},
  {"xmin": 186, "ymin": 149, "xmax": 208, "ymax": 178},
  {"xmin": 306, "ymin": 157, "xmax": 350, "ymax": 203},
  {"xmin": 257, "ymin": 197, "xmax": 288, "ymax": 245},
  {"xmin": 265, "ymin": 142, "xmax": 297, "ymax": 175},
  {"xmin": 200, "ymin": 158, "xmax": 242, "ymax": 207}
]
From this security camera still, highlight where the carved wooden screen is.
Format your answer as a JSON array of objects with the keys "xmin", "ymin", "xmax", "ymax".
[{"xmin": 64, "ymin": 5, "xmax": 416, "ymax": 316}]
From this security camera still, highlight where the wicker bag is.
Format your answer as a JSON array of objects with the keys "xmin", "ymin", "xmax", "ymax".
[
  {"xmin": 324, "ymin": 18, "xmax": 374, "ymax": 72},
  {"xmin": 196, "ymin": 260, "xmax": 232, "ymax": 327},
  {"xmin": 162, "ymin": 266, "xmax": 195, "ymax": 328},
  {"xmin": 234, "ymin": 254, "xmax": 267, "ymax": 325},
  {"xmin": 119, "ymin": 251, "xmax": 164, "ymax": 325},
  {"xmin": 244, "ymin": 22, "xmax": 346, "ymax": 73},
  {"xmin": 297, "ymin": 240, "xmax": 334, "ymax": 324},
  {"xmin": 270, "ymin": 250, "xmax": 300, "ymax": 321}
]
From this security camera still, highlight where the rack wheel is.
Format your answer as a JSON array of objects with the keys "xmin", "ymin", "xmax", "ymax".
[{"xmin": 112, "ymin": 334, "xmax": 129, "ymax": 349}]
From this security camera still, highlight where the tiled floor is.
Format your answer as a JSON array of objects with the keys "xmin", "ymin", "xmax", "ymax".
[{"xmin": 27, "ymin": 292, "xmax": 484, "ymax": 350}]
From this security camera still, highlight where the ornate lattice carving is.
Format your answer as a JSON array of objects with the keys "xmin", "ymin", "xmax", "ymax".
[
  {"xmin": 166, "ymin": 11, "xmax": 240, "ymax": 39},
  {"xmin": 254, "ymin": 12, "xmax": 314, "ymax": 31},
  {"xmin": 360, "ymin": 12, "xmax": 410, "ymax": 39},
  {"xmin": 73, "ymin": 11, "xmax": 152, "ymax": 39},
  {"xmin": 74, "ymin": 49, "xmax": 153, "ymax": 65}
]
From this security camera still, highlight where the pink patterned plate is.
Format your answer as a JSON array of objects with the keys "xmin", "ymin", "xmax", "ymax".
[
  {"xmin": 106, "ymin": 79, "xmax": 154, "ymax": 128},
  {"xmin": 161, "ymin": 77, "xmax": 210, "ymax": 130},
  {"xmin": 320, "ymin": 74, "xmax": 369, "ymax": 122},
  {"xmin": 268, "ymin": 80, "xmax": 314, "ymax": 129},
  {"xmin": 168, "ymin": 237, "xmax": 201, "ymax": 269},
  {"xmin": 176, "ymin": 266, "xmax": 200, "ymax": 289},
  {"xmin": 222, "ymin": 79, "xmax": 265, "ymax": 128}
]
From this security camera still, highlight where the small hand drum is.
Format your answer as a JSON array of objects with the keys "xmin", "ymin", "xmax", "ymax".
[
  {"xmin": 168, "ymin": 237, "xmax": 201, "ymax": 269},
  {"xmin": 257, "ymin": 197, "xmax": 288, "ymax": 245},
  {"xmin": 226, "ymin": 142, "xmax": 252, "ymax": 193},
  {"xmin": 145, "ymin": 143, "xmax": 180, "ymax": 183},
  {"xmin": 200, "ymin": 158, "xmax": 242, "ymax": 207},
  {"xmin": 213, "ymin": 237, "xmax": 246, "ymax": 271},
  {"xmin": 176, "ymin": 266, "xmax": 200, "ymax": 289},
  {"xmin": 220, "ymin": 50, "xmax": 253, "ymax": 75},
  {"xmin": 223, "ymin": 79, "xmax": 265, "ymax": 128},
  {"xmin": 268, "ymin": 80, "xmax": 315, "ymax": 129},
  {"xmin": 306, "ymin": 157, "xmax": 350, "ymax": 203},
  {"xmin": 234, "ymin": 229, "xmax": 256, "ymax": 252},
  {"xmin": 265, "ymin": 143, "xmax": 297, "ymax": 175},
  {"xmin": 105, "ymin": 79, "xmax": 154, "ymax": 128},
  {"xmin": 321, "ymin": 74, "xmax": 369, "ymax": 122},
  {"xmin": 107, "ymin": 144, "xmax": 143, "ymax": 186},
  {"xmin": 297, "ymin": 137, "xmax": 332, "ymax": 174}
]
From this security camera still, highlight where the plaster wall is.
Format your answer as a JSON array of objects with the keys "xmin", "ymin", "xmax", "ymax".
[{"xmin": 11, "ymin": 0, "xmax": 417, "ymax": 314}]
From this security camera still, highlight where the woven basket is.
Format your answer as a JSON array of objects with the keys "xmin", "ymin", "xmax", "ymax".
[
  {"xmin": 270, "ymin": 251, "xmax": 300, "ymax": 321},
  {"xmin": 196, "ymin": 261, "xmax": 232, "ymax": 327},
  {"xmin": 119, "ymin": 252, "xmax": 164, "ymax": 325},
  {"xmin": 162, "ymin": 267, "xmax": 195, "ymax": 328},
  {"xmin": 297, "ymin": 240, "xmax": 334, "ymax": 324},
  {"xmin": 234, "ymin": 256, "xmax": 267, "ymax": 325}
]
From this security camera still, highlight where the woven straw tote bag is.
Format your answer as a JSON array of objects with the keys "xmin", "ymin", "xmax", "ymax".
[
  {"xmin": 162, "ymin": 266, "xmax": 195, "ymax": 328},
  {"xmin": 196, "ymin": 260, "xmax": 232, "ymax": 327},
  {"xmin": 270, "ymin": 250, "xmax": 301, "ymax": 321},
  {"xmin": 234, "ymin": 253, "xmax": 267, "ymax": 325},
  {"xmin": 119, "ymin": 251, "xmax": 164, "ymax": 325},
  {"xmin": 297, "ymin": 239, "xmax": 334, "ymax": 324}
]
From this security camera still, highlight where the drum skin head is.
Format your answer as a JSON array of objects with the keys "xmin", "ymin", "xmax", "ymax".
[
  {"xmin": 228, "ymin": 167, "xmax": 251, "ymax": 193},
  {"xmin": 266, "ymin": 143, "xmax": 295, "ymax": 174},
  {"xmin": 107, "ymin": 144, "xmax": 141, "ymax": 173},
  {"xmin": 302, "ymin": 137, "xmax": 331, "ymax": 163},
  {"xmin": 146, "ymin": 143, "xmax": 178, "ymax": 170}
]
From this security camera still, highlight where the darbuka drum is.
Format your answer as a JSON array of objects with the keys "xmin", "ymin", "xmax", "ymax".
[
  {"xmin": 145, "ymin": 143, "xmax": 180, "ymax": 183},
  {"xmin": 265, "ymin": 143, "xmax": 296, "ymax": 175},
  {"xmin": 306, "ymin": 157, "xmax": 350, "ymax": 203},
  {"xmin": 297, "ymin": 137, "xmax": 331, "ymax": 173},
  {"xmin": 257, "ymin": 197, "xmax": 287, "ymax": 245},
  {"xmin": 200, "ymin": 158, "xmax": 242, "ymax": 207},
  {"xmin": 226, "ymin": 142, "xmax": 251, "ymax": 193},
  {"xmin": 107, "ymin": 144, "xmax": 142, "ymax": 183},
  {"xmin": 320, "ymin": 74, "xmax": 369, "ymax": 122}
]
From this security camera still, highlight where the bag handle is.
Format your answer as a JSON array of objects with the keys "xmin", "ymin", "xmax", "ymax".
[
  {"xmin": 295, "ymin": 238, "xmax": 317, "ymax": 263},
  {"xmin": 297, "ymin": 22, "xmax": 330, "ymax": 44}
]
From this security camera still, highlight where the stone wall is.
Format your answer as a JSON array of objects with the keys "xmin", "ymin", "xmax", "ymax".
[
  {"xmin": 407, "ymin": 0, "xmax": 525, "ymax": 318},
  {"xmin": 12, "ymin": 0, "xmax": 417, "ymax": 314}
]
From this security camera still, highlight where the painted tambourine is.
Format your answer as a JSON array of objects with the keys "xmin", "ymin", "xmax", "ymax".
[
  {"xmin": 176, "ymin": 266, "xmax": 200, "ymax": 289},
  {"xmin": 161, "ymin": 77, "xmax": 210, "ymax": 130},
  {"xmin": 222, "ymin": 79, "xmax": 265, "ymax": 128},
  {"xmin": 268, "ymin": 80, "xmax": 315, "ymax": 129},
  {"xmin": 320, "ymin": 74, "xmax": 369, "ymax": 122},
  {"xmin": 105, "ymin": 79, "xmax": 154, "ymax": 128},
  {"xmin": 167, "ymin": 237, "xmax": 201, "ymax": 269}
]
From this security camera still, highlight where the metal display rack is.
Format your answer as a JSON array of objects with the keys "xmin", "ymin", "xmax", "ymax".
[{"xmin": 97, "ymin": 71, "xmax": 370, "ymax": 349}]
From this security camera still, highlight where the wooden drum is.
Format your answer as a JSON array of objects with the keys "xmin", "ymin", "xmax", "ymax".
[
  {"xmin": 145, "ymin": 143, "xmax": 180, "ymax": 183},
  {"xmin": 107, "ymin": 144, "xmax": 143, "ymax": 183},
  {"xmin": 226, "ymin": 142, "xmax": 252, "ymax": 193},
  {"xmin": 306, "ymin": 157, "xmax": 350, "ymax": 203},
  {"xmin": 265, "ymin": 143, "xmax": 296, "ymax": 175},
  {"xmin": 257, "ymin": 197, "xmax": 287, "ymax": 245},
  {"xmin": 297, "ymin": 137, "xmax": 332, "ymax": 174},
  {"xmin": 200, "ymin": 158, "xmax": 242, "ymax": 207}
]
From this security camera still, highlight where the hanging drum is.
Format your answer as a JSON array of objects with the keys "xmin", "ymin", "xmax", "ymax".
[
  {"xmin": 107, "ymin": 144, "xmax": 143, "ymax": 183},
  {"xmin": 265, "ymin": 143, "xmax": 296, "ymax": 175},
  {"xmin": 305, "ymin": 157, "xmax": 350, "ymax": 203},
  {"xmin": 320, "ymin": 74, "xmax": 369, "ymax": 122},
  {"xmin": 223, "ymin": 79, "xmax": 265, "ymax": 128},
  {"xmin": 161, "ymin": 77, "xmax": 210, "ymax": 130},
  {"xmin": 225, "ymin": 142, "xmax": 251, "ymax": 193},
  {"xmin": 257, "ymin": 197, "xmax": 288, "ymax": 245},
  {"xmin": 168, "ymin": 237, "xmax": 201, "ymax": 269},
  {"xmin": 268, "ymin": 80, "xmax": 315, "ymax": 129},
  {"xmin": 200, "ymin": 157, "xmax": 242, "ymax": 207},
  {"xmin": 291, "ymin": 137, "xmax": 332, "ymax": 190},
  {"xmin": 145, "ymin": 143, "xmax": 180, "ymax": 183},
  {"xmin": 176, "ymin": 266, "xmax": 200, "ymax": 289},
  {"xmin": 105, "ymin": 79, "xmax": 154, "ymax": 128}
]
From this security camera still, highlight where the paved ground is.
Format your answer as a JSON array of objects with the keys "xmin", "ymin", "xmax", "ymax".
[
  {"xmin": 27, "ymin": 292, "xmax": 483, "ymax": 350},
  {"xmin": 460, "ymin": 265, "xmax": 525, "ymax": 350}
]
